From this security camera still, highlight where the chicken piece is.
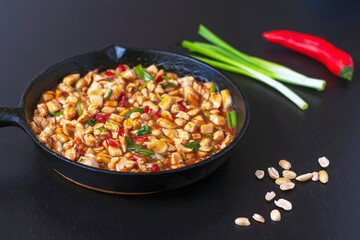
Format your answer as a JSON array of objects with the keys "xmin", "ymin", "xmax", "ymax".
[
  {"xmin": 200, "ymin": 124, "xmax": 214, "ymax": 134},
  {"xmin": 158, "ymin": 96, "xmax": 175, "ymax": 111},
  {"xmin": 183, "ymin": 122, "xmax": 199, "ymax": 133}
]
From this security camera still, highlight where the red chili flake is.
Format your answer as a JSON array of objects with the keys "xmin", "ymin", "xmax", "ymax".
[
  {"xmin": 131, "ymin": 90, "xmax": 134, "ymax": 95},
  {"xmin": 61, "ymin": 91, "xmax": 68, "ymax": 97},
  {"xmin": 216, "ymin": 143, "xmax": 221, "ymax": 147},
  {"xmin": 155, "ymin": 74, "xmax": 163, "ymax": 83},
  {"xmin": 144, "ymin": 106, "xmax": 150, "ymax": 114},
  {"xmin": 129, "ymin": 157, "xmax": 137, "ymax": 161},
  {"xmin": 141, "ymin": 143, "xmax": 147, "ymax": 147},
  {"xmin": 95, "ymin": 144, "xmax": 102, "ymax": 148},
  {"xmin": 119, "ymin": 128, "xmax": 125, "ymax": 136},
  {"xmin": 77, "ymin": 149, "xmax": 84, "ymax": 156},
  {"xmin": 105, "ymin": 71, "xmax": 115, "ymax": 76},
  {"xmin": 154, "ymin": 113, "xmax": 161, "ymax": 118},
  {"xmin": 74, "ymin": 116, "xmax": 79, "ymax": 120},
  {"xmin": 118, "ymin": 64, "xmax": 126, "ymax": 72},
  {"xmin": 106, "ymin": 138, "xmax": 118, "ymax": 147},
  {"xmin": 36, "ymin": 132, "xmax": 40, "ymax": 135},
  {"xmin": 198, "ymin": 82, "xmax": 202, "ymax": 86},
  {"xmin": 196, "ymin": 128, "xmax": 201, "ymax": 133},
  {"xmin": 150, "ymin": 164, "xmax": 160, "ymax": 172},
  {"xmin": 195, "ymin": 154, "xmax": 200, "ymax": 159},
  {"xmin": 217, "ymin": 112, "xmax": 222, "ymax": 115},
  {"xmin": 178, "ymin": 102, "xmax": 188, "ymax": 112},
  {"xmin": 148, "ymin": 109, "xmax": 152, "ymax": 114},
  {"xmin": 131, "ymin": 136, "xmax": 149, "ymax": 141},
  {"xmin": 172, "ymin": 116, "xmax": 177, "ymax": 120}
]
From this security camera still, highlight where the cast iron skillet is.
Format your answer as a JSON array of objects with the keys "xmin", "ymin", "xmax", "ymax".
[{"xmin": 0, "ymin": 45, "xmax": 249, "ymax": 194}]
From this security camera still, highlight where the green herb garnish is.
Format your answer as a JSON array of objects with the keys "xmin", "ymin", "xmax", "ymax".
[
  {"xmin": 136, "ymin": 125, "xmax": 152, "ymax": 136},
  {"xmin": 48, "ymin": 110, "xmax": 63, "ymax": 116},
  {"xmin": 209, "ymin": 83, "xmax": 217, "ymax": 93},
  {"xmin": 135, "ymin": 148, "xmax": 155, "ymax": 158},
  {"xmin": 75, "ymin": 98, "xmax": 82, "ymax": 116},
  {"xmin": 184, "ymin": 142, "xmax": 200, "ymax": 153},
  {"xmin": 205, "ymin": 135, "xmax": 213, "ymax": 139},
  {"xmin": 86, "ymin": 118, "xmax": 98, "ymax": 126},
  {"xmin": 133, "ymin": 89, "xmax": 140, "ymax": 92},
  {"xmin": 125, "ymin": 136, "xmax": 143, "ymax": 151},
  {"xmin": 96, "ymin": 127, "xmax": 108, "ymax": 132},
  {"xmin": 161, "ymin": 76, "xmax": 172, "ymax": 80},
  {"xmin": 105, "ymin": 89, "xmax": 113, "ymax": 100},
  {"xmin": 124, "ymin": 108, "xmax": 144, "ymax": 118},
  {"xmin": 133, "ymin": 64, "xmax": 155, "ymax": 81},
  {"xmin": 74, "ymin": 87, "xmax": 82, "ymax": 92}
]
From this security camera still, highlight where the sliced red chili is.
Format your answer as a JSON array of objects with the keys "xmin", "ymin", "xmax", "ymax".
[
  {"xmin": 131, "ymin": 90, "xmax": 134, "ymax": 95},
  {"xmin": 155, "ymin": 74, "xmax": 163, "ymax": 83},
  {"xmin": 129, "ymin": 157, "xmax": 137, "ymax": 161},
  {"xmin": 118, "ymin": 64, "xmax": 126, "ymax": 72},
  {"xmin": 105, "ymin": 71, "xmax": 115, "ymax": 76},
  {"xmin": 106, "ymin": 138, "xmax": 118, "ymax": 147},
  {"xmin": 144, "ymin": 106, "xmax": 150, "ymax": 114},
  {"xmin": 131, "ymin": 136, "xmax": 149, "ymax": 141},
  {"xmin": 95, "ymin": 114, "xmax": 108, "ymax": 123},
  {"xmin": 119, "ymin": 128, "xmax": 125, "ymax": 136},
  {"xmin": 119, "ymin": 92, "xmax": 126, "ymax": 107},
  {"xmin": 172, "ymin": 116, "xmax": 177, "ymax": 120},
  {"xmin": 196, "ymin": 128, "xmax": 201, "ymax": 133},
  {"xmin": 77, "ymin": 149, "xmax": 84, "ymax": 156},
  {"xmin": 154, "ymin": 113, "xmax": 161, "ymax": 118},
  {"xmin": 178, "ymin": 102, "xmax": 187, "ymax": 112},
  {"xmin": 150, "ymin": 164, "xmax": 160, "ymax": 172}
]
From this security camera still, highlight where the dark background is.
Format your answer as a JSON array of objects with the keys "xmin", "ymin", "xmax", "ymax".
[{"xmin": 0, "ymin": 0, "xmax": 359, "ymax": 239}]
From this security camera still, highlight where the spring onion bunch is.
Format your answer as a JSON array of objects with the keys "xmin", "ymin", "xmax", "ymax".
[{"xmin": 182, "ymin": 25, "xmax": 327, "ymax": 110}]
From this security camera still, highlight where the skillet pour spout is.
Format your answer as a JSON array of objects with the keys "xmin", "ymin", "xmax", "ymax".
[{"xmin": 0, "ymin": 45, "xmax": 249, "ymax": 194}]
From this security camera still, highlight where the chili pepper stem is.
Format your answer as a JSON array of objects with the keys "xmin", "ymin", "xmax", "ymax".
[{"xmin": 339, "ymin": 66, "xmax": 353, "ymax": 81}]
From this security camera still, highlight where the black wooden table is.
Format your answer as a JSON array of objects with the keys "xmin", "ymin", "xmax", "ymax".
[{"xmin": 0, "ymin": 0, "xmax": 359, "ymax": 239}]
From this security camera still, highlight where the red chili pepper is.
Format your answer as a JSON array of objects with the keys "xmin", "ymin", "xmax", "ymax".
[
  {"xmin": 263, "ymin": 30, "xmax": 354, "ymax": 81},
  {"xmin": 155, "ymin": 74, "xmax": 163, "ymax": 83},
  {"xmin": 119, "ymin": 128, "xmax": 125, "ymax": 136},
  {"xmin": 172, "ymin": 115, "xmax": 177, "ymax": 120},
  {"xmin": 144, "ymin": 106, "xmax": 150, "ymax": 113},
  {"xmin": 129, "ymin": 157, "xmax": 137, "ymax": 161},
  {"xmin": 118, "ymin": 64, "xmax": 126, "ymax": 72},
  {"xmin": 131, "ymin": 136, "xmax": 149, "ymax": 141},
  {"xmin": 196, "ymin": 128, "xmax": 200, "ymax": 133},
  {"xmin": 178, "ymin": 102, "xmax": 188, "ymax": 112},
  {"xmin": 105, "ymin": 71, "xmax": 115, "ymax": 76},
  {"xmin": 150, "ymin": 164, "xmax": 160, "ymax": 172},
  {"xmin": 154, "ymin": 113, "xmax": 161, "ymax": 118},
  {"xmin": 131, "ymin": 90, "xmax": 134, "ymax": 95},
  {"xmin": 61, "ymin": 91, "xmax": 68, "ymax": 97},
  {"xmin": 106, "ymin": 138, "xmax": 118, "ymax": 147},
  {"xmin": 119, "ymin": 92, "xmax": 126, "ymax": 107}
]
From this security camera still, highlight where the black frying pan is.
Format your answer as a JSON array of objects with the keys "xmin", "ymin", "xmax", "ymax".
[{"xmin": 0, "ymin": 45, "xmax": 249, "ymax": 194}]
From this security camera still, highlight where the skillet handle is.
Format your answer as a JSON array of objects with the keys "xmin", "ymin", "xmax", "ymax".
[{"xmin": 0, "ymin": 107, "xmax": 26, "ymax": 128}]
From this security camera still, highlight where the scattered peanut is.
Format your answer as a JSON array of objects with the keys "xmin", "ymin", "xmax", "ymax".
[
  {"xmin": 280, "ymin": 182, "xmax": 295, "ymax": 191},
  {"xmin": 279, "ymin": 159, "xmax": 291, "ymax": 170},
  {"xmin": 311, "ymin": 172, "xmax": 319, "ymax": 181},
  {"xmin": 252, "ymin": 214, "xmax": 265, "ymax": 223},
  {"xmin": 270, "ymin": 209, "xmax": 281, "ymax": 222},
  {"xmin": 282, "ymin": 170, "xmax": 297, "ymax": 179},
  {"xmin": 319, "ymin": 170, "xmax": 328, "ymax": 184},
  {"xmin": 255, "ymin": 170, "xmax": 265, "ymax": 179},
  {"xmin": 274, "ymin": 198, "xmax": 292, "ymax": 211},
  {"xmin": 265, "ymin": 191, "xmax": 276, "ymax": 201},
  {"xmin": 234, "ymin": 217, "xmax": 251, "ymax": 226},
  {"xmin": 268, "ymin": 167, "xmax": 280, "ymax": 179},
  {"xmin": 275, "ymin": 177, "xmax": 291, "ymax": 185},
  {"xmin": 295, "ymin": 173, "xmax": 313, "ymax": 182},
  {"xmin": 318, "ymin": 156, "xmax": 330, "ymax": 168}
]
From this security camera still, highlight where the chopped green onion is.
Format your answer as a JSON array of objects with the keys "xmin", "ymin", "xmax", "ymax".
[
  {"xmin": 160, "ymin": 83, "xmax": 176, "ymax": 89},
  {"xmin": 139, "ymin": 82, "xmax": 148, "ymax": 90},
  {"xmin": 230, "ymin": 110, "xmax": 236, "ymax": 128},
  {"xmin": 184, "ymin": 142, "xmax": 200, "ymax": 153},
  {"xmin": 133, "ymin": 89, "xmax": 140, "ymax": 92},
  {"xmin": 105, "ymin": 89, "xmax": 112, "ymax": 100},
  {"xmin": 135, "ymin": 148, "xmax": 155, "ymax": 158},
  {"xmin": 197, "ymin": 25, "xmax": 325, "ymax": 91},
  {"xmin": 96, "ymin": 127, "xmax": 108, "ymax": 132},
  {"xmin": 156, "ymin": 93, "xmax": 162, "ymax": 100},
  {"xmin": 202, "ymin": 110, "xmax": 210, "ymax": 117},
  {"xmin": 136, "ymin": 125, "xmax": 152, "ymax": 136},
  {"xmin": 78, "ymin": 158, "xmax": 83, "ymax": 163},
  {"xmin": 205, "ymin": 134, "xmax": 213, "ymax": 139},
  {"xmin": 133, "ymin": 64, "xmax": 155, "ymax": 81},
  {"xmin": 185, "ymin": 99, "xmax": 190, "ymax": 105},
  {"xmin": 226, "ymin": 112, "xmax": 232, "ymax": 129},
  {"xmin": 157, "ymin": 134, "xmax": 166, "ymax": 139},
  {"xmin": 86, "ymin": 118, "xmax": 98, "ymax": 126},
  {"xmin": 75, "ymin": 98, "xmax": 83, "ymax": 116},
  {"xmin": 209, "ymin": 83, "xmax": 217, "ymax": 93},
  {"xmin": 161, "ymin": 76, "xmax": 172, "ymax": 80},
  {"xmin": 74, "ymin": 87, "xmax": 82, "ymax": 92},
  {"xmin": 124, "ymin": 108, "xmax": 144, "ymax": 118},
  {"xmin": 48, "ymin": 110, "xmax": 63, "ymax": 116},
  {"xmin": 125, "ymin": 136, "xmax": 143, "ymax": 151}
]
